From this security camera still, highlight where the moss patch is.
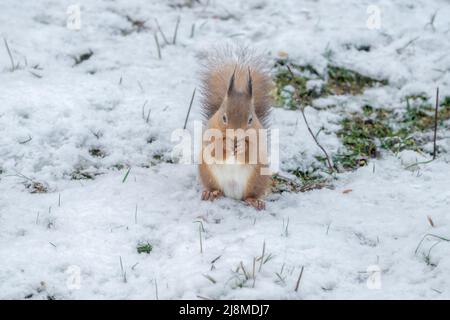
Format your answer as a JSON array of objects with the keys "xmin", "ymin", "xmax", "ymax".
[
  {"xmin": 336, "ymin": 108, "xmax": 391, "ymax": 169},
  {"xmin": 403, "ymin": 94, "xmax": 450, "ymax": 131},
  {"xmin": 271, "ymin": 171, "xmax": 332, "ymax": 194},
  {"xmin": 334, "ymin": 95, "xmax": 450, "ymax": 170},
  {"xmin": 272, "ymin": 59, "xmax": 388, "ymax": 109},
  {"xmin": 326, "ymin": 66, "xmax": 387, "ymax": 95},
  {"xmin": 273, "ymin": 60, "xmax": 325, "ymax": 109}
]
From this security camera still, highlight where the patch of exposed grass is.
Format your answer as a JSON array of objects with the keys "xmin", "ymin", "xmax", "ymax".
[
  {"xmin": 326, "ymin": 66, "xmax": 387, "ymax": 95},
  {"xmin": 403, "ymin": 94, "xmax": 450, "ymax": 131},
  {"xmin": 343, "ymin": 43, "xmax": 371, "ymax": 52},
  {"xmin": 273, "ymin": 60, "xmax": 325, "ymax": 109},
  {"xmin": 71, "ymin": 169, "xmax": 98, "ymax": 180},
  {"xmin": 441, "ymin": 96, "xmax": 450, "ymax": 108},
  {"xmin": 335, "ymin": 106, "xmax": 420, "ymax": 170},
  {"xmin": 151, "ymin": 153, "xmax": 173, "ymax": 165},
  {"xmin": 137, "ymin": 242, "xmax": 153, "ymax": 254},
  {"xmin": 336, "ymin": 108, "xmax": 391, "ymax": 169},
  {"xmin": 25, "ymin": 181, "xmax": 48, "ymax": 193},
  {"xmin": 72, "ymin": 49, "xmax": 93, "ymax": 66},
  {"xmin": 272, "ymin": 59, "xmax": 388, "ymax": 109},
  {"xmin": 274, "ymin": 58, "xmax": 447, "ymax": 177},
  {"xmin": 146, "ymin": 136, "xmax": 156, "ymax": 144},
  {"xmin": 89, "ymin": 147, "xmax": 106, "ymax": 158},
  {"xmin": 112, "ymin": 163, "xmax": 126, "ymax": 170},
  {"xmin": 334, "ymin": 94, "xmax": 450, "ymax": 170},
  {"xmin": 271, "ymin": 171, "xmax": 332, "ymax": 194}
]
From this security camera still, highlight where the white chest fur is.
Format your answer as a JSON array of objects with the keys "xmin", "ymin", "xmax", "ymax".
[{"xmin": 209, "ymin": 157, "xmax": 254, "ymax": 200}]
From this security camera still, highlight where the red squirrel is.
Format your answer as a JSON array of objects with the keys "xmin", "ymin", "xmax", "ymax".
[{"xmin": 198, "ymin": 49, "xmax": 272, "ymax": 210}]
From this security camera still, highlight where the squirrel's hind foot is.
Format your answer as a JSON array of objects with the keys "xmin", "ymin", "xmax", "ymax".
[
  {"xmin": 201, "ymin": 190, "xmax": 222, "ymax": 201},
  {"xmin": 245, "ymin": 198, "xmax": 266, "ymax": 210}
]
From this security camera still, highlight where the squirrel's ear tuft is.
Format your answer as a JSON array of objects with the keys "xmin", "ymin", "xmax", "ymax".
[
  {"xmin": 227, "ymin": 66, "xmax": 237, "ymax": 96},
  {"xmin": 247, "ymin": 67, "xmax": 253, "ymax": 98}
]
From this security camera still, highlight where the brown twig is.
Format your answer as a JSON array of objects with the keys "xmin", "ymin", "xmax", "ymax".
[
  {"xmin": 300, "ymin": 107, "xmax": 334, "ymax": 173},
  {"xmin": 433, "ymin": 87, "xmax": 439, "ymax": 159},
  {"xmin": 286, "ymin": 65, "xmax": 334, "ymax": 173}
]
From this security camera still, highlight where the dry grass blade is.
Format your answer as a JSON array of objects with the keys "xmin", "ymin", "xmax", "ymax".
[
  {"xmin": 202, "ymin": 274, "xmax": 216, "ymax": 284},
  {"xmin": 190, "ymin": 23, "xmax": 196, "ymax": 38},
  {"xmin": 29, "ymin": 71, "xmax": 42, "ymax": 78},
  {"xmin": 183, "ymin": 88, "xmax": 196, "ymax": 129},
  {"xmin": 433, "ymin": 87, "xmax": 439, "ymax": 159},
  {"xmin": 141, "ymin": 100, "xmax": 148, "ymax": 119},
  {"xmin": 3, "ymin": 38, "xmax": 16, "ymax": 71},
  {"xmin": 122, "ymin": 167, "xmax": 131, "ymax": 183},
  {"xmin": 153, "ymin": 33, "xmax": 161, "ymax": 59},
  {"xmin": 240, "ymin": 261, "xmax": 249, "ymax": 280},
  {"xmin": 252, "ymin": 257, "xmax": 256, "ymax": 288},
  {"xmin": 294, "ymin": 266, "xmax": 304, "ymax": 292},
  {"xmin": 119, "ymin": 256, "xmax": 127, "ymax": 283},
  {"xmin": 258, "ymin": 241, "xmax": 265, "ymax": 272},
  {"xmin": 415, "ymin": 233, "xmax": 450, "ymax": 255},
  {"xmin": 211, "ymin": 255, "xmax": 221, "ymax": 264},
  {"xmin": 154, "ymin": 18, "xmax": 169, "ymax": 44},
  {"xmin": 19, "ymin": 135, "xmax": 32, "ymax": 144},
  {"xmin": 427, "ymin": 215, "xmax": 435, "ymax": 228},
  {"xmin": 172, "ymin": 16, "xmax": 181, "ymax": 44}
]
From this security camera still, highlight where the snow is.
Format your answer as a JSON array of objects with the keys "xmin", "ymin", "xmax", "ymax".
[{"xmin": 1, "ymin": 0, "xmax": 450, "ymax": 299}]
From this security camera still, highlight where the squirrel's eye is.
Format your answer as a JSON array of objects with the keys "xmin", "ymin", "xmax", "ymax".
[
  {"xmin": 248, "ymin": 115, "xmax": 253, "ymax": 125},
  {"xmin": 222, "ymin": 114, "xmax": 227, "ymax": 124}
]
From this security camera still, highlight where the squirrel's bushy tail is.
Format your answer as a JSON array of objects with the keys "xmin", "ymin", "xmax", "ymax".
[{"xmin": 199, "ymin": 46, "xmax": 272, "ymax": 127}]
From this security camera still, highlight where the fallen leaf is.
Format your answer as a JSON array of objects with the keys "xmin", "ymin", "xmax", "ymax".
[{"xmin": 277, "ymin": 51, "xmax": 288, "ymax": 58}]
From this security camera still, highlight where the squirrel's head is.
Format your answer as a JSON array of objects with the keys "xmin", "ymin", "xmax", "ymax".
[{"xmin": 218, "ymin": 68, "xmax": 258, "ymax": 131}]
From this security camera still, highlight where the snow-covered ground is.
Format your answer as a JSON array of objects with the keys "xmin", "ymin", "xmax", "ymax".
[{"xmin": 1, "ymin": 0, "xmax": 449, "ymax": 299}]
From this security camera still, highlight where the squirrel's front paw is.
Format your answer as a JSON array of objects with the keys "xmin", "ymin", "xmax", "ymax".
[
  {"xmin": 201, "ymin": 190, "xmax": 222, "ymax": 201},
  {"xmin": 245, "ymin": 198, "xmax": 266, "ymax": 210}
]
